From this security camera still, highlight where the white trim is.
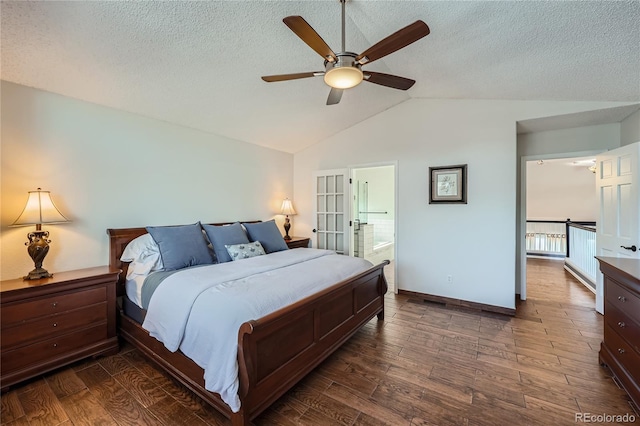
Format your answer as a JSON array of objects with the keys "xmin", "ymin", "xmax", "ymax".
[{"xmin": 563, "ymin": 263, "xmax": 596, "ymax": 294}]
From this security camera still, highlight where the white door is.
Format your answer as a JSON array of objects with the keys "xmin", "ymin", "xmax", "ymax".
[
  {"xmin": 313, "ymin": 169, "xmax": 350, "ymax": 254},
  {"xmin": 595, "ymin": 142, "xmax": 640, "ymax": 313}
]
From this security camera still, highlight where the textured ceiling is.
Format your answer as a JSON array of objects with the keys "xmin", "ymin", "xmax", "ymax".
[{"xmin": 2, "ymin": 1, "xmax": 639, "ymax": 153}]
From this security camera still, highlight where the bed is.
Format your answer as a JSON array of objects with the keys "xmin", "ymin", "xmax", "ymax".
[{"xmin": 107, "ymin": 222, "xmax": 388, "ymax": 425}]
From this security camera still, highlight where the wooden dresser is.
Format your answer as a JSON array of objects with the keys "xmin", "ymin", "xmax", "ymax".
[
  {"xmin": 596, "ymin": 257, "xmax": 640, "ymax": 409},
  {"xmin": 1, "ymin": 266, "xmax": 120, "ymax": 389}
]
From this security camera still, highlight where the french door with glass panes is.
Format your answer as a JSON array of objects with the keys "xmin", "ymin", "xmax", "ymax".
[{"xmin": 313, "ymin": 169, "xmax": 350, "ymax": 255}]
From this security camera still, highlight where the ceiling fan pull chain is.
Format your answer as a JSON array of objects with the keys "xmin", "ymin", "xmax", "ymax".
[{"xmin": 341, "ymin": 0, "xmax": 346, "ymax": 52}]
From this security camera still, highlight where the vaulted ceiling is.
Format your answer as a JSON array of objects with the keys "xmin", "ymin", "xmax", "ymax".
[{"xmin": 2, "ymin": 1, "xmax": 639, "ymax": 153}]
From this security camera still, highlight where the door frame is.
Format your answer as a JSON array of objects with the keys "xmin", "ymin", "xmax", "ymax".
[
  {"xmin": 518, "ymin": 149, "xmax": 603, "ymax": 301},
  {"xmin": 349, "ymin": 161, "xmax": 399, "ymax": 294}
]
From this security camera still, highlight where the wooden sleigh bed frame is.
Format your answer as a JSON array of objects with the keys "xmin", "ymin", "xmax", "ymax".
[{"xmin": 107, "ymin": 223, "xmax": 388, "ymax": 425}]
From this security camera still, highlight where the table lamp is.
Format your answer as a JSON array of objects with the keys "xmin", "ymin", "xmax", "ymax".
[
  {"xmin": 11, "ymin": 188, "xmax": 70, "ymax": 280},
  {"xmin": 280, "ymin": 198, "xmax": 297, "ymax": 240}
]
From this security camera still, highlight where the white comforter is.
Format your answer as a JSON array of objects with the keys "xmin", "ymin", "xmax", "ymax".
[{"xmin": 142, "ymin": 248, "xmax": 373, "ymax": 412}]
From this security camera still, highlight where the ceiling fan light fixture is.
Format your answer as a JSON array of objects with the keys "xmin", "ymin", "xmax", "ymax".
[
  {"xmin": 264, "ymin": 8, "xmax": 430, "ymax": 104},
  {"xmin": 324, "ymin": 65, "xmax": 363, "ymax": 89}
]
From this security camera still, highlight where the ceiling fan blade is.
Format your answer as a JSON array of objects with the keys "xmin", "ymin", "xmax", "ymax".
[
  {"xmin": 283, "ymin": 16, "xmax": 337, "ymax": 62},
  {"xmin": 327, "ymin": 88, "xmax": 343, "ymax": 105},
  {"xmin": 261, "ymin": 72, "xmax": 322, "ymax": 82},
  {"xmin": 356, "ymin": 20, "xmax": 430, "ymax": 65},
  {"xmin": 364, "ymin": 71, "xmax": 416, "ymax": 90}
]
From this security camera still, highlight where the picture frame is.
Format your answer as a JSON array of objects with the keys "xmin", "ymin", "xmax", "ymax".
[{"xmin": 429, "ymin": 164, "xmax": 467, "ymax": 204}]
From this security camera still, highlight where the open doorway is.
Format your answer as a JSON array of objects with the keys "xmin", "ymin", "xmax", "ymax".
[
  {"xmin": 351, "ymin": 164, "xmax": 397, "ymax": 292},
  {"xmin": 519, "ymin": 152, "xmax": 601, "ymax": 301}
]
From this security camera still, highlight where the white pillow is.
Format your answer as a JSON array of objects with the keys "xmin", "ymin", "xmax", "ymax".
[
  {"xmin": 121, "ymin": 233, "xmax": 159, "ymax": 261},
  {"xmin": 121, "ymin": 233, "xmax": 163, "ymax": 278}
]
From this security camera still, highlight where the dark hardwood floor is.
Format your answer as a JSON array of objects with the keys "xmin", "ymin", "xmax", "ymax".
[{"xmin": 2, "ymin": 258, "xmax": 638, "ymax": 425}]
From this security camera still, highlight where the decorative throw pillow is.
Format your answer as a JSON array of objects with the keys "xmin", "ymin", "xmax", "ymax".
[
  {"xmin": 202, "ymin": 222, "xmax": 250, "ymax": 263},
  {"xmin": 225, "ymin": 241, "xmax": 266, "ymax": 261},
  {"xmin": 243, "ymin": 220, "xmax": 289, "ymax": 253},
  {"xmin": 146, "ymin": 222, "xmax": 214, "ymax": 271}
]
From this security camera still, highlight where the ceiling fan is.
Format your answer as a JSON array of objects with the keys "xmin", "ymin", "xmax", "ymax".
[{"xmin": 261, "ymin": 0, "xmax": 430, "ymax": 105}]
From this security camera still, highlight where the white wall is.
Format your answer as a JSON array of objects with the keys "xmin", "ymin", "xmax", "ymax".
[
  {"xmin": 1, "ymin": 81, "xmax": 293, "ymax": 280},
  {"xmin": 526, "ymin": 160, "xmax": 597, "ymax": 222},
  {"xmin": 518, "ymin": 123, "xmax": 621, "ymax": 158},
  {"xmin": 621, "ymin": 108, "xmax": 640, "ymax": 146},
  {"xmin": 294, "ymin": 99, "xmax": 628, "ymax": 310}
]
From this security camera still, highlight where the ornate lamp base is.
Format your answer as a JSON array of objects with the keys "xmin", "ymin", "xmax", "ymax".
[
  {"xmin": 24, "ymin": 267, "xmax": 53, "ymax": 280},
  {"xmin": 283, "ymin": 216, "xmax": 292, "ymax": 240},
  {"xmin": 23, "ymin": 229, "xmax": 53, "ymax": 281}
]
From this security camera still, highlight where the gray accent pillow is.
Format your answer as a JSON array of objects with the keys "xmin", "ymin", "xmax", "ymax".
[
  {"xmin": 243, "ymin": 220, "xmax": 289, "ymax": 253},
  {"xmin": 225, "ymin": 241, "xmax": 266, "ymax": 261},
  {"xmin": 146, "ymin": 222, "xmax": 214, "ymax": 271},
  {"xmin": 202, "ymin": 222, "xmax": 250, "ymax": 263}
]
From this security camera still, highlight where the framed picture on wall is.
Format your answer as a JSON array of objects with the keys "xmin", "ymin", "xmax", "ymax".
[{"xmin": 429, "ymin": 164, "xmax": 467, "ymax": 204}]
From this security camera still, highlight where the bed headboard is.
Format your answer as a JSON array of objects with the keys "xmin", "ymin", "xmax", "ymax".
[{"xmin": 107, "ymin": 221, "xmax": 261, "ymax": 291}]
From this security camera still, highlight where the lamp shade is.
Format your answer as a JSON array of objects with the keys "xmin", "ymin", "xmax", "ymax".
[
  {"xmin": 11, "ymin": 188, "xmax": 69, "ymax": 226},
  {"xmin": 280, "ymin": 198, "xmax": 296, "ymax": 216}
]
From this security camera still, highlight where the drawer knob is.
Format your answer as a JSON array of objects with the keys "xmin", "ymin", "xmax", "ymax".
[
  {"xmin": 618, "ymin": 348, "xmax": 625, "ymax": 354},
  {"xmin": 617, "ymin": 296, "xmax": 627, "ymax": 302},
  {"xmin": 52, "ymin": 302, "xmax": 58, "ymax": 308},
  {"xmin": 52, "ymin": 323, "xmax": 57, "ymax": 327},
  {"xmin": 53, "ymin": 343, "xmax": 58, "ymax": 348},
  {"xmin": 618, "ymin": 321, "xmax": 626, "ymax": 328}
]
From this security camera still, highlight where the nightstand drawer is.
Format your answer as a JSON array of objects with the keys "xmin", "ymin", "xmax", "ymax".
[
  {"xmin": 605, "ymin": 302, "xmax": 640, "ymax": 354},
  {"xmin": 1, "ymin": 303, "xmax": 107, "ymax": 350},
  {"xmin": 1, "ymin": 286, "xmax": 106, "ymax": 326},
  {"xmin": 1, "ymin": 323, "xmax": 107, "ymax": 373},
  {"xmin": 605, "ymin": 278, "xmax": 640, "ymax": 325},
  {"xmin": 604, "ymin": 323, "xmax": 640, "ymax": 379}
]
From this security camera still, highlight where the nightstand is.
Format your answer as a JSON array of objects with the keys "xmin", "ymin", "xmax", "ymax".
[
  {"xmin": 1, "ymin": 266, "xmax": 120, "ymax": 389},
  {"xmin": 286, "ymin": 236, "xmax": 311, "ymax": 249}
]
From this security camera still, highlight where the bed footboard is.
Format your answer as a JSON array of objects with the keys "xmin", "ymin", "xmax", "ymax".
[{"xmin": 235, "ymin": 260, "xmax": 388, "ymax": 423}]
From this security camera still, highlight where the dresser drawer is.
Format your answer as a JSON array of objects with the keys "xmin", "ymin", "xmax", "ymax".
[
  {"xmin": 605, "ymin": 278, "xmax": 640, "ymax": 325},
  {"xmin": 605, "ymin": 302, "xmax": 640, "ymax": 354},
  {"xmin": 604, "ymin": 323, "xmax": 640, "ymax": 380},
  {"xmin": 1, "ymin": 287, "xmax": 106, "ymax": 326},
  {"xmin": 1, "ymin": 323, "xmax": 107, "ymax": 373},
  {"xmin": 1, "ymin": 303, "xmax": 107, "ymax": 350}
]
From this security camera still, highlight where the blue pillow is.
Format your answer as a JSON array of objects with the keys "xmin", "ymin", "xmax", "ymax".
[
  {"xmin": 146, "ymin": 222, "xmax": 214, "ymax": 271},
  {"xmin": 202, "ymin": 222, "xmax": 250, "ymax": 263},
  {"xmin": 243, "ymin": 220, "xmax": 289, "ymax": 253}
]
